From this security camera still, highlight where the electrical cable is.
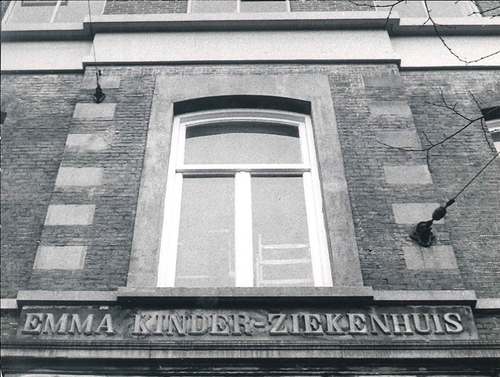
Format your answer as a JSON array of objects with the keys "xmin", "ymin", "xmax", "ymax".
[
  {"xmin": 87, "ymin": 0, "xmax": 105, "ymax": 103},
  {"xmin": 449, "ymin": 151, "xmax": 499, "ymax": 203}
]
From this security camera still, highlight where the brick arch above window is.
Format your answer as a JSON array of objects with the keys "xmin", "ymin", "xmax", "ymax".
[{"xmin": 126, "ymin": 74, "xmax": 366, "ymax": 295}]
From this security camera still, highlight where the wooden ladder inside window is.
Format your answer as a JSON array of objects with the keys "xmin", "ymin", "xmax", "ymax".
[{"xmin": 255, "ymin": 234, "xmax": 313, "ymax": 287}]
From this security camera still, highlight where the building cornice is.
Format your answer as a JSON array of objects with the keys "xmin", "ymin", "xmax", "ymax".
[{"xmin": 2, "ymin": 12, "xmax": 500, "ymax": 42}]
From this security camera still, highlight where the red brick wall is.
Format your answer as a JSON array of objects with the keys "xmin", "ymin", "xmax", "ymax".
[
  {"xmin": 99, "ymin": 0, "xmax": 498, "ymax": 16},
  {"xmin": 1, "ymin": 74, "xmax": 83, "ymax": 297},
  {"xmin": 101, "ymin": 0, "xmax": 375, "ymax": 14},
  {"xmin": 103, "ymin": 0, "xmax": 188, "ymax": 15},
  {"xmin": 290, "ymin": 0, "xmax": 374, "ymax": 12},
  {"xmin": 401, "ymin": 70, "xmax": 500, "ymax": 297},
  {"xmin": 2, "ymin": 64, "xmax": 499, "ymax": 298}
]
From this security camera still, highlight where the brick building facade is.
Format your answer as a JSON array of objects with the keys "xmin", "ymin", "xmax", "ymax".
[{"xmin": 1, "ymin": 1, "xmax": 500, "ymax": 376}]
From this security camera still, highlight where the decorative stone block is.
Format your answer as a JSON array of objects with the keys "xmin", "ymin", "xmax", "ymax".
[
  {"xmin": 55, "ymin": 167, "xmax": 104, "ymax": 187},
  {"xmin": 66, "ymin": 134, "xmax": 109, "ymax": 152},
  {"xmin": 45, "ymin": 205, "xmax": 95, "ymax": 225},
  {"xmin": 376, "ymin": 130, "xmax": 421, "ymax": 149},
  {"xmin": 392, "ymin": 203, "xmax": 444, "ymax": 224},
  {"xmin": 81, "ymin": 75, "xmax": 121, "ymax": 89},
  {"xmin": 403, "ymin": 245, "xmax": 458, "ymax": 270},
  {"xmin": 73, "ymin": 103, "xmax": 116, "ymax": 120},
  {"xmin": 384, "ymin": 165, "xmax": 432, "ymax": 185},
  {"xmin": 369, "ymin": 101, "xmax": 412, "ymax": 116},
  {"xmin": 34, "ymin": 246, "xmax": 87, "ymax": 270}
]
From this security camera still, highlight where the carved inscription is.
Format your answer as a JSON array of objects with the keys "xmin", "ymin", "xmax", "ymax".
[
  {"xmin": 18, "ymin": 306, "xmax": 477, "ymax": 340},
  {"xmin": 22, "ymin": 313, "xmax": 115, "ymax": 335}
]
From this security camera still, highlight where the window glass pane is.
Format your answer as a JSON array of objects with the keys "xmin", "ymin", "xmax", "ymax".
[
  {"xmin": 376, "ymin": 0, "xmax": 427, "ymax": 17},
  {"xmin": 427, "ymin": 1, "xmax": 470, "ymax": 17},
  {"xmin": 54, "ymin": 0, "xmax": 104, "ymax": 22},
  {"xmin": 190, "ymin": 0, "xmax": 237, "ymax": 13},
  {"xmin": 252, "ymin": 176, "xmax": 313, "ymax": 287},
  {"xmin": 184, "ymin": 122, "xmax": 301, "ymax": 164},
  {"xmin": 6, "ymin": 0, "xmax": 55, "ymax": 23},
  {"xmin": 176, "ymin": 177, "xmax": 235, "ymax": 287},
  {"xmin": 240, "ymin": 0, "xmax": 288, "ymax": 12},
  {"xmin": 487, "ymin": 120, "xmax": 500, "ymax": 152}
]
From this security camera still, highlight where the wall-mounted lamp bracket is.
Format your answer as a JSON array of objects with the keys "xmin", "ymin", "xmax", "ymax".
[
  {"xmin": 93, "ymin": 82, "xmax": 106, "ymax": 104},
  {"xmin": 410, "ymin": 200, "xmax": 454, "ymax": 247},
  {"xmin": 92, "ymin": 70, "xmax": 106, "ymax": 104},
  {"xmin": 410, "ymin": 219, "xmax": 435, "ymax": 247}
]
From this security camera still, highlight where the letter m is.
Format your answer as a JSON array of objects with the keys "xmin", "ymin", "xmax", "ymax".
[
  {"xmin": 42, "ymin": 313, "xmax": 69, "ymax": 334},
  {"xmin": 69, "ymin": 314, "xmax": 94, "ymax": 335}
]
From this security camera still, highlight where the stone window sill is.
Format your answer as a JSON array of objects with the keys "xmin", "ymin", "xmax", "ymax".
[
  {"xmin": 115, "ymin": 286, "xmax": 375, "ymax": 304},
  {"xmin": 7, "ymin": 288, "xmax": 483, "ymax": 308}
]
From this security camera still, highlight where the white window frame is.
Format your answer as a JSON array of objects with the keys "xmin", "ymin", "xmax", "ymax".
[
  {"xmin": 157, "ymin": 109, "xmax": 332, "ymax": 288},
  {"xmin": 485, "ymin": 118, "xmax": 500, "ymax": 152},
  {"xmin": 374, "ymin": 0, "xmax": 480, "ymax": 18},
  {"xmin": 2, "ymin": 0, "xmax": 105, "ymax": 25},
  {"xmin": 187, "ymin": 0, "xmax": 291, "ymax": 13}
]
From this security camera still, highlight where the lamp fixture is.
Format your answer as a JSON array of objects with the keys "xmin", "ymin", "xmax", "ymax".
[
  {"xmin": 410, "ymin": 199, "xmax": 454, "ymax": 247},
  {"xmin": 410, "ymin": 152, "xmax": 498, "ymax": 247},
  {"xmin": 93, "ymin": 70, "xmax": 106, "ymax": 104}
]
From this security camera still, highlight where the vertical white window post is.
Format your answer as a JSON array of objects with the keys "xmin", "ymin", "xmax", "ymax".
[
  {"xmin": 49, "ymin": 0, "xmax": 64, "ymax": 23},
  {"xmin": 234, "ymin": 172, "xmax": 253, "ymax": 287}
]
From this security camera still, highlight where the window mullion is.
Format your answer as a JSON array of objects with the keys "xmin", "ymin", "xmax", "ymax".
[
  {"xmin": 234, "ymin": 171, "xmax": 254, "ymax": 287},
  {"xmin": 178, "ymin": 164, "xmax": 309, "ymax": 175},
  {"xmin": 49, "ymin": 0, "xmax": 62, "ymax": 23}
]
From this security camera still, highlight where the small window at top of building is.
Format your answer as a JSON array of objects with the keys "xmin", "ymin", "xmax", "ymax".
[
  {"xmin": 189, "ymin": 0, "xmax": 290, "ymax": 13},
  {"xmin": 374, "ymin": 0, "xmax": 479, "ymax": 18},
  {"xmin": 3, "ymin": 0, "xmax": 104, "ymax": 24}
]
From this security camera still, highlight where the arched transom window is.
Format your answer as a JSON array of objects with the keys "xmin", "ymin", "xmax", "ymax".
[{"xmin": 157, "ymin": 109, "xmax": 332, "ymax": 288}]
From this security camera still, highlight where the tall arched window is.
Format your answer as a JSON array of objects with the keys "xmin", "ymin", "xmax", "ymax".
[{"xmin": 157, "ymin": 109, "xmax": 332, "ymax": 288}]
